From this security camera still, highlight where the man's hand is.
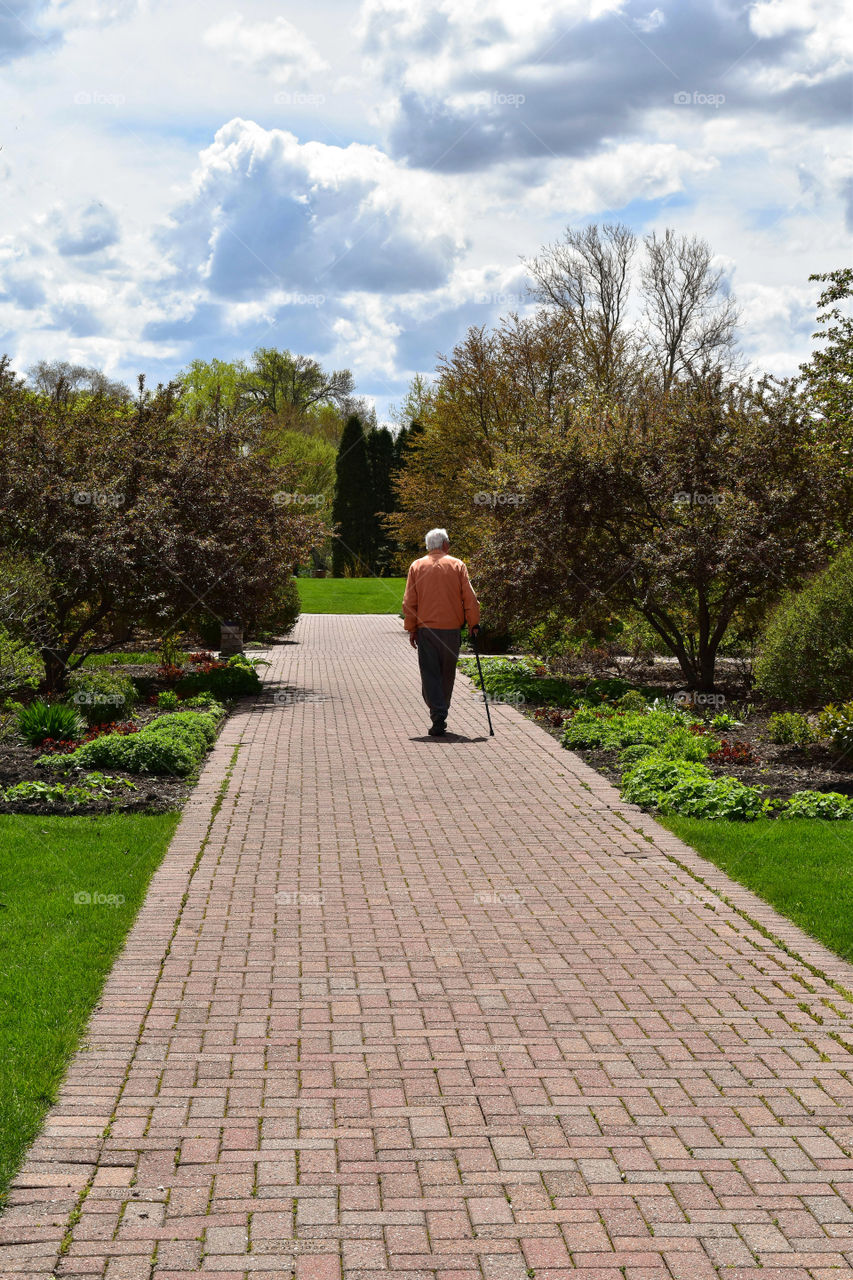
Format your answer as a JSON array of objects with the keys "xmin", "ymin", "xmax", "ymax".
[
  {"xmin": 469, "ymin": 623, "xmax": 481, "ymax": 639},
  {"xmin": 409, "ymin": 629, "xmax": 418, "ymax": 648}
]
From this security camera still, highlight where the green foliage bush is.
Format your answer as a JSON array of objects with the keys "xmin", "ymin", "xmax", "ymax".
[
  {"xmin": 39, "ymin": 709, "xmax": 222, "ymax": 776},
  {"xmin": 67, "ymin": 669, "xmax": 138, "ymax": 724},
  {"xmin": 818, "ymin": 701, "xmax": 853, "ymax": 756},
  {"xmin": 616, "ymin": 689, "xmax": 648, "ymax": 712},
  {"xmin": 561, "ymin": 704, "xmax": 696, "ymax": 751},
  {"xmin": 459, "ymin": 657, "xmax": 579, "ymax": 709},
  {"xmin": 782, "ymin": 790, "xmax": 853, "ymax": 820},
  {"xmin": 765, "ymin": 711, "xmax": 817, "ymax": 747},
  {"xmin": 156, "ymin": 690, "xmax": 180, "ymax": 710},
  {"xmin": 755, "ymin": 546, "xmax": 853, "ymax": 704},
  {"xmin": 621, "ymin": 755, "xmax": 771, "ymax": 820},
  {"xmin": 248, "ymin": 574, "xmax": 301, "ymax": 639},
  {"xmin": 17, "ymin": 700, "xmax": 84, "ymax": 745},
  {"xmin": 181, "ymin": 694, "xmax": 226, "ymax": 713},
  {"xmin": 175, "ymin": 663, "xmax": 261, "ymax": 699},
  {"xmin": 653, "ymin": 725, "xmax": 721, "ymax": 761}
]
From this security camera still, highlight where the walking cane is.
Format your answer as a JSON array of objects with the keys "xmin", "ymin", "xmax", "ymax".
[{"xmin": 470, "ymin": 629, "xmax": 495, "ymax": 737}]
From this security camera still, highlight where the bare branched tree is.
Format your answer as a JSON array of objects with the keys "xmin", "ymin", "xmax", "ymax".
[
  {"xmin": 27, "ymin": 359, "xmax": 131, "ymax": 404},
  {"xmin": 525, "ymin": 222, "xmax": 637, "ymax": 391},
  {"xmin": 641, "ymin": 230, "xmax": 740, "ymax": 389}
]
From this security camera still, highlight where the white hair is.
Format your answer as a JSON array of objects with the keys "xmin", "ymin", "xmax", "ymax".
[{"xmin": 425, "ymin": 527, "xmax": 449, "ymax": 551}]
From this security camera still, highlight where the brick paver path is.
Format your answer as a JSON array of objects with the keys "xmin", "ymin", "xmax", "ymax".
[{"xmin": 3, "ymin": 614, "xmax": 853, "ymax": 1280}]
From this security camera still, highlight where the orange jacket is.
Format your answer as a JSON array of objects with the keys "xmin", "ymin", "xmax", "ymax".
[{"xmin": 403, "ymin": 550, "xmax": 481, "ymax": 632}]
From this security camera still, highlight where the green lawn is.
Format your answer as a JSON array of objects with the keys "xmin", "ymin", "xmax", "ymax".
[
  {"xmin": 0, "ymin": 812, "xmax": 180, "ymax": 1205},
  {"xmin": 661, "ymin": 816, "xmax": 853, "ymax": 962},
  {"xmin": 297, "ymin": 576, "xmax": 406, "ymax": 614}
]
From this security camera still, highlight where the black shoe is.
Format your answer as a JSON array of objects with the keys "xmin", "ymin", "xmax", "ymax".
[{"xmin": 428, "ymin": 722, "xmax": 447, "ymax": 736}]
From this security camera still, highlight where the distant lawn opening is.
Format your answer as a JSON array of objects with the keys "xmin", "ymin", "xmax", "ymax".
[
  {"xmin": 661, "ymin": 816, "xmax": 853, "ymax": 964},
  {"xmin": 297, "ymin": 576, "xmax": 406, "ymax": 614},
  {"xmin": 0, "ymin": 812, "xmax": 180, "ymax": 1205}
]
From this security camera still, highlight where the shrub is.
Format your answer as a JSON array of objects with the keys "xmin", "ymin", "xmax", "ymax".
[
  {"xmin": 156, "ymin": 690, "xmax": 180, "ymax": 710},
  {"xmin": 782, "ymin": 790, "xmax": 853, "ymax": 820},
  {"xmin": 618, "ymin": 742, "xmax": 656, "ymax": 768},
  {"xmin": 17, "ymin": 699, "xmax": 84, "ymax": 746},
  {"xmin": 181, "ymin": 694, "xmax": 226, "ymax": 714},
  {"xmin": 621, "ymin": 755, "xmax": 771, "ymax": 820},
  {"xmin": 175, "ymin": 663, "xmax": 261, "ymax": 699},
  {"xmin": 248, "ymin": 574, "xmax": 301, "ymax": 640},
  {"xmin": 562, "ymin": 704, "xmax": 696, "ymax": 751},
  {"xmin": 40, "ymin": 709, "xmax": 222, "ymax": 776},
  {"xmin": 755, "ymin": 545, "xmax": 853, "ymax": 704},
  {"xmin": 67, "ymin": 669, "xmax": 138, "ymax": 724},
  {"xmin": 818, "ymin": 701, "xmax": 853, "ymax": 757},
  {"xmin": 765, "ymin": 712, "xmax": 816, "ymax": 747},
  {"xmin": 459, "ymin": 657, "xmax": 578, "ymax": 709},
  {"xmin": 228, "ymin": 653, "xmax": 268, "ymax": 670},
  {"xmin": 616, "ymin": 689, "xmax": 648, "ymax": 712}
]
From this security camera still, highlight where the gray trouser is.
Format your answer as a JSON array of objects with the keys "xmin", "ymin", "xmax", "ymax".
[{"xmin": 417, "ymin": 627, "xmax": 461, "ymax": 724}]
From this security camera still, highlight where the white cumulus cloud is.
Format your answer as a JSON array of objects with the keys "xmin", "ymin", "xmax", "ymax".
[{"xmin": 203, "ymin": 14, "xmax": 329, "ymax": 85}]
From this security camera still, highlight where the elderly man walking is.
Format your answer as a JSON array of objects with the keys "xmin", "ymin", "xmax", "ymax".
[{"xmin": 403, "ymin": 528, "xmax": 481, "ymax": 736}]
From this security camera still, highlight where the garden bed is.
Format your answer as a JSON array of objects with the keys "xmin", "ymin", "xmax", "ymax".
[
  {"xmin": 537, "ymin": 711, "xmax": 853, "ymax": 805},
  {"xmin": 0, "ymin": 649, "xmax": 266, "ymax": 816},
  {"xmin": 461, "ymin": 655, "xmax": 853, "ymax": 818}
]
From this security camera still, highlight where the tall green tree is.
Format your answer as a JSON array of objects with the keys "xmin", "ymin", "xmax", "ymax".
[
  {"xmin": 331, "ymin": 415, "xmax": 374, "ymax": 576},
  {"xmin": 238, "ymin": 348, "xmax": 354, "ymax": 417},
  {"xmin": 367, "ymin": 426, "xmax": 396, "ymax": 575}
]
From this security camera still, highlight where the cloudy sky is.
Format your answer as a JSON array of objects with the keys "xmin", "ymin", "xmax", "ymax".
[{"xmin": 0, "ymin": 0, "xmax": 850, "ymax": 416}]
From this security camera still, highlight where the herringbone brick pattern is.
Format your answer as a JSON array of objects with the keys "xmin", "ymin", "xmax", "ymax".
[{"xmin": 2, "ymin": 614, "xmax": 853, "ymax": 1278}]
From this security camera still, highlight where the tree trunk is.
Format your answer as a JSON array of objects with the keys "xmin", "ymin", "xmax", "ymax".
[
  {"xmin": 696, "ymin": 644, "xmax": 718, "ymax": 693},
  {"xmin": 41, "ymin": 646, "xmax": 70, "ymax": 694}
]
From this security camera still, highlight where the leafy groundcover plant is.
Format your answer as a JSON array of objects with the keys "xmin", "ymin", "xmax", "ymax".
[
  {"xmin": 1, "ymin": 773, "xmax": 137, "ymax": 807},
  {"xmin": 621, "ymin": 755, "xmax": 772, "ymax": 821},
  {"xmin": 38, "ymin": 709, "xmax": 223, "ymax": 778}
]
